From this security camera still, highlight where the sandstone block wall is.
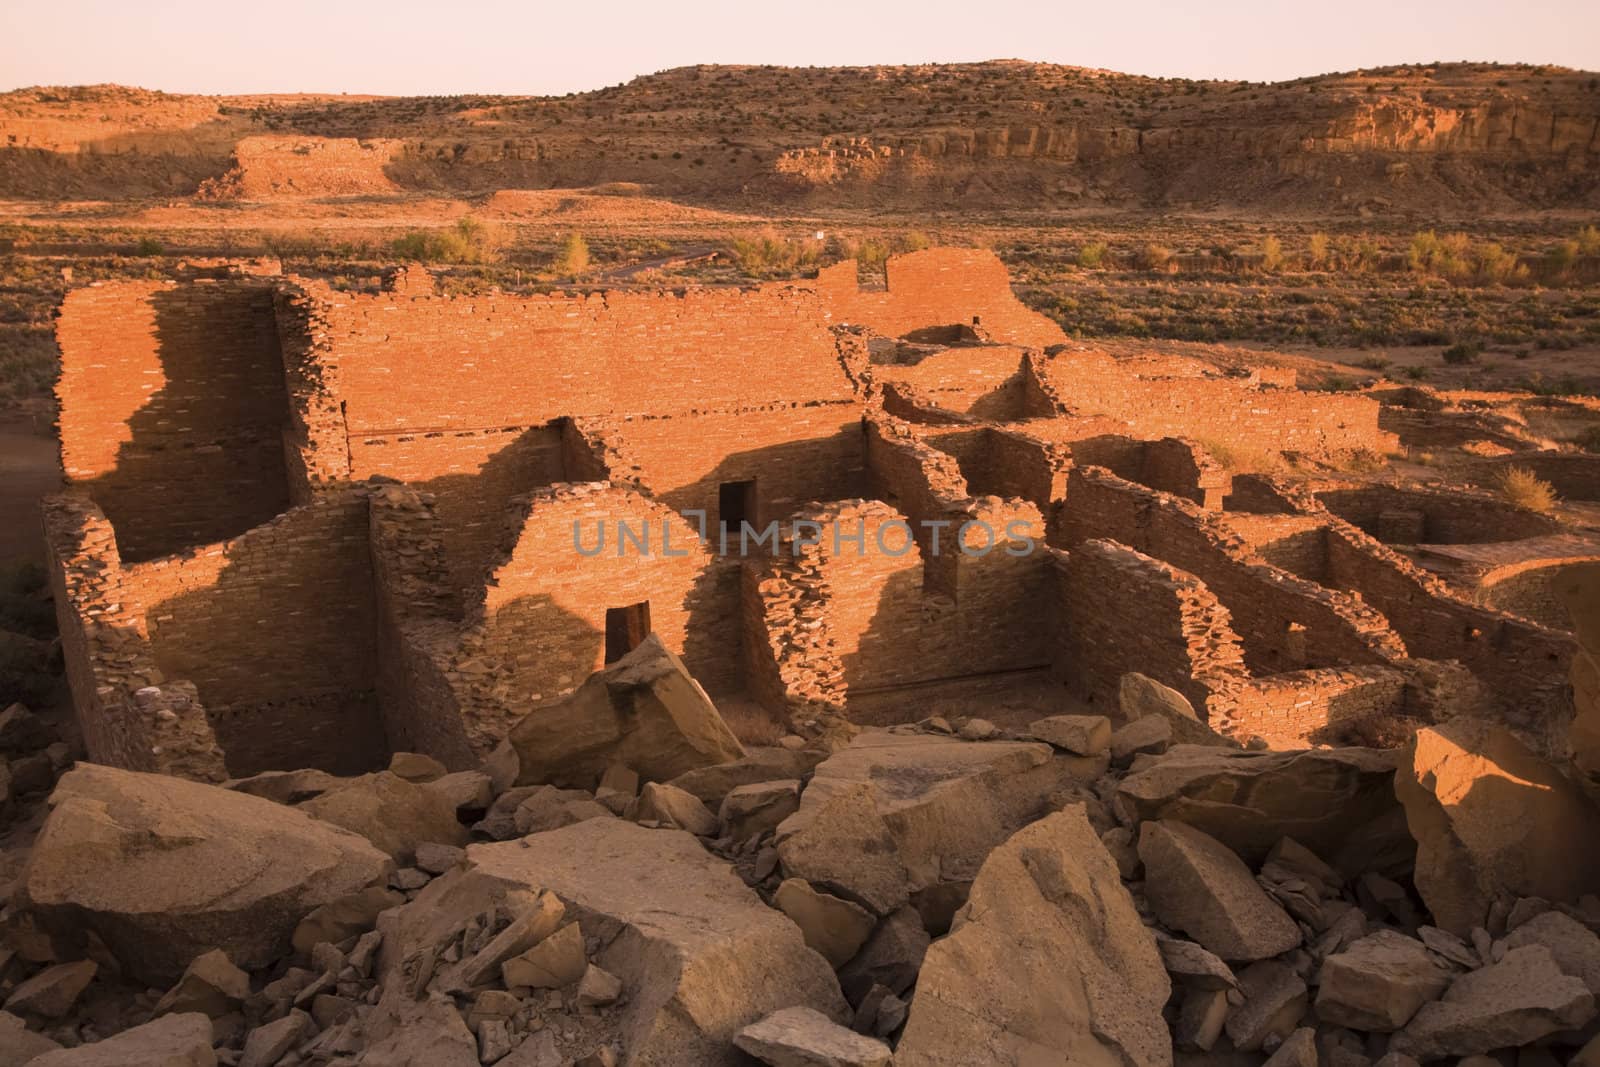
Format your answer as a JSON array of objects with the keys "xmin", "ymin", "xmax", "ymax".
[
  {"xmin": 813, "ymin": 248, "xmax": 1067, "ymax": 348},
  {"xmin": 1053, "ymin": 539, "xmax": 1246, "ymax": 717},
  {"xmin": 869, "ymin": 344, "xmax": 1034, "ymax": 417},
  {"xmin": 119, "ymin": 491, "xmax": 387, "ymax": 776},
  {"xmin": 56, "ymin": 279, "xmax": 293, "ymax": 560},
  {"xmin": 1314, "ymin": 484, "xmax": 1561, "ymax": 544}
]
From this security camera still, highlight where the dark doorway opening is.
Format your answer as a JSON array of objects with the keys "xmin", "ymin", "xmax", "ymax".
[
  {"xmin": 719, "ymin": 479, "xmax": 757, "ymax": 536},
  {"xmin": 605, "ymin": 601, "xmax": 652, "ymax": 663}
]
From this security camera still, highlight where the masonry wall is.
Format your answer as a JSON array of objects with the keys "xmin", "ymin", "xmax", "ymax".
[
  {"xmin": 294, "ymin": 280, "xmax": 857, "ymax": 438},
  {"xmin": 1052, "ymin": 539, "xmax": 1246, "ymax": 717},
  {"xmin": 1320, "ymin": 521, "xmax": 1576, "ymax": 739},
  {"xmin": 926, "ymin": 426, "xmax": 1069, "ymax": 509},
  {"xmin": 1471, "ymin": 452, "xmax": 1600, "ymax": 502},
  {"xmin": 1223, "ymin": 666, "xmax": 1411, "ymax": 749},
  {"xmin": 611, "ymin": 405, "xmax": 866, "ymax": 525},
  {"xmin": 41, "ymin": 495, "xmax": 228, "ymax": 781},
  {"xmin": 1033, "ymin": 348, "xmax": 1386, "ymax": 456},
  {"xmin": 1059, "ymin": 468, "xmax": 1406, "ymax": 675},
  {"xmin": 1481, "ymin": 559, "xmax": 1599, "ymax": 632},
  {"xmin": 469, "ymin": 484, "xmax": 732, "ymax": 733},
  {"xmin": 1314, "ymin": 484, "xmax": 1560, "ymax": 544},
  {"xmin": 120, "ymin": 491, "xmax": 388, "ymax": 776},
  {"xmin": 812, "ymin": 248, "xmax": 1067, "ymax": 348},
  {"xmin": 56, "ymin": 279, "xmax": 293, "ymax": 560}
]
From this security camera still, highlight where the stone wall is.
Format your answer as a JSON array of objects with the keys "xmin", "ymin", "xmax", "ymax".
[
  {"xmin": 812, "ymin": 248, "xmax": 1067, "ymax": 347},
  {"xmin": 56, "ymin": 279, "xmax": 293, "ymax": 560},
  {"xmin": 869, "ymin": 344, "xmax": 1034, "ymax": 417},
  {"xmin": 119, "ymin": 490, "xmax": 388, "ymax": 776},
  {"xmin": 1314, "ymin": 483, "xmax": 1561, "ymax": 544},
  {"xmin": 1470, "ymin": 452, "xmax": 1600, "ymax": 502},
  {"xmin": 1058, "ymin": 467, "xmax": 1406, "ymax": 675},
  {"xmin": 1052, "ymin": 539, "xmax": 1246, "ymax": 718},
  {"xmin": 1032, "ymin": 348, "xmax": 1388, "ymax": 457}
]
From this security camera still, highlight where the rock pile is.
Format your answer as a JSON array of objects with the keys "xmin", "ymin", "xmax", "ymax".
[{"xmin": 2, "ymin": 650, "xmax": 1599, "ymax": 1065}]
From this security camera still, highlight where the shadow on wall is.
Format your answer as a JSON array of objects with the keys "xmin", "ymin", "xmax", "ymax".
[
  {"xmin": 82, "ymin": 285, "xmax": 294, "ymax": 562},
  {"xmin": 136, "ymin": 496, "xmax": 388, "ymax": 777}
]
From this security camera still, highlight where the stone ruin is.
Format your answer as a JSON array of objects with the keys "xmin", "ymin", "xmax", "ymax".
[
  {"xmin": 7, "ymin": 246, "xmax": 1600, "ymax": 1066},
  {"xmin": 41, "ymin": 247, "xmax": 1583, "ymax": 777}
]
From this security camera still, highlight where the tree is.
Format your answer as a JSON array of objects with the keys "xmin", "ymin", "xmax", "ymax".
[{"xmin": 555, "ymin": 232, "xmax": 590, "ymax": 276}]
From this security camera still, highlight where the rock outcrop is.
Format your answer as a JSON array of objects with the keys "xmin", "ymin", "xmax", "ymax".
[{"xmin": 896, "ymin": 806, "xmax": 1170, "ymax": 1067}]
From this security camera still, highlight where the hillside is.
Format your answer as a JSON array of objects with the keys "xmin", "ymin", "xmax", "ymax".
[{"xmin": 1, "ymin": 60, "xmax": 1598, "ymax": 213}]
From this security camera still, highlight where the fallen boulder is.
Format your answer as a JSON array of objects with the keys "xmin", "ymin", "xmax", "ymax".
[
  {"xmin": 1114, "ymin": 744, "xmax": 1407, "ymax": 872},
  {"xmin": 777, "ymin": 730, "xmax": 1088, "ymax": 900},
  {"xmin": 775, "ymin": 784, "xmax": 911, "ymax": 916},
  {"xmin": 379, "ymin": 817, "xmax": 846, "ymax": 1065},
  {"xmin": 1139, "ymin": 819, "xmax": 1300, "ymax": 962},
  {"xmin": 773, "ymin": 878, "xmax": 875, "ymax": 969},
  {"xmin": 896, "ymin": 806, "xmax": 1170, "ymax": 1067},
  {"xmin": 27, "ymin": 1012, "xmax": 216, "ymax": 1066},
  {"xmin": 495, "ymin": 635, "xmax": 744, "ymax": 789},
  {"xmin": 1396, "ymin": 717, "xmax": 1600, "ymax": 936},
  {"xmin": 1120, "ymin": 672, "xmax": 1237, "ymax": 748},
  {"xmin": 1315, "ymin": 930, "xmax": 1451, "ymax": 1031},
  {"xmin": 17, "ymin": 764, "xmax": 391, "ymax": 984},
  {"xmin": 298, "ymin": 770, "xmax": 468, "ymax": 864},
  {"xmin": 1394, "ymin": 945, "xmax": 1596, "ymax": 1058}
]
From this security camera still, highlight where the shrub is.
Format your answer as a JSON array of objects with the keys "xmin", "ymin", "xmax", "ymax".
[
  {"xmin": 554, "ymin": 232, "xmax": 590, "ymax": 276},
  {"xmin": 133, "ymin": 236, "xmax": 165, "ymax": 256},
  {"xmin": 1136, "ymin": 243, "xmax": 1174, "ymax": 272},
  {"xmin": 728, "ymin": 231, "xmax": 823, "ymax": 277},
  {"xmin": 1401, "ymin": 365, "xmax": 1428, "ymax": 380},
  {"xmin": 1441, "ymin": 341, "xmax": 1481, "ymax": 365},
  {"xmin": 1076, "ymin": 242, "xmax": 1109, "ymax": 268},
  {"xmin": 1358, "ymin": 355, "xmax": 1391, "ymax": 370},
  {"xmin": 391, "ymin": 216, "xmax": 502, "ymax": 264},
  {"xmin": 1574, "ymin": 425, "xmax": 1600, "ymax": 453},
  {"xmin": 1307, "ymin": 232, "xmax": 1330, "ymax": 269},
  {"xmin": 1492, "ymin": 466, "xmax": 1558, "ymax": 513},
  {"xmin": 1579, "ymin": 225, "xmax": 1600, "ymax": 256},
  {"xmin": 1260, "ymin": 235, "xmax": 1284, "ymax": 272}
]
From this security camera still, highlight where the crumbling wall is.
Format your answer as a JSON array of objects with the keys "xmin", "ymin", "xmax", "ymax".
[
  {"xmin": 120, "ymin": 491, "xmax": 388, "ymax": 776},
  {"xmin": 1032, "ymin": 348, "xmax": 1387, "ymax": 456},
  {"xmin": 1224, "ymin": 666, "xmax": 1411, "ymax": 749},
  {"xmin": 1314, "ymin": 484, "xmax": 1560, "ymax": 544},
  {"xmin": 198, "ymin": 135, "xmax": 403, "ymax": 199},
  {"xmin": 812, "ymin": 248, "xmax": 1066, "ymax": 347},
  {"xmin": 925, "ymin": 425, "xmax": 1068, "ymax": 510},
  {"xmin": 1069, "ymin": 435, "xmax": 1228, "ymax": 508},
  {"xmin": 1052, "ymin": 539, "xmax": 1246, "ymax": 718},
  {"xmin": 868, "ymin": 345, "xmax": 1033, "ymax": 417},
  {"xmin": 56, "ymin": 279, "xmax": 293, "ymax": 560},
  {"xmin": 1059, "ymin": 468, "xmax": 1406, "ymax": 674},
  {"xmin": 467, "ymin": 483, "xmax": 730, "ymax": 726},
  {"xmin": 1482, "ymin": 559, "xmax": 1600, "ymax": 632},
  {"xmin": 41, "ymin": 495, "xmax": 227, "ymax": 781}
]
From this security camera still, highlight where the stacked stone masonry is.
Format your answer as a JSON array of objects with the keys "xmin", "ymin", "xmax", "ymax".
[{"xmin": 44, "ymin": 247, "xmax": 1576, "ymax": 775}]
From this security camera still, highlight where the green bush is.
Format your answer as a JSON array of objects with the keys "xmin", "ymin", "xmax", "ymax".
[
  {"xmin": 391, "ymin": 217, "xmax": 502, "ymax": 264},
  {"xmin": 133, "ymin": 237, "xmax": 165, "ymax": 257},
  {"xmin": 1077, "ymin": 242, "xmax": 1109, "ymax": 268},
  {"xmin": 1441, "ymin": 341, "xmax": 1481, "ymax": 365}
]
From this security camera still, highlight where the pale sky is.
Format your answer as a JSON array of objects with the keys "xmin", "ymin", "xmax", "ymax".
[{"xmin": 2, "ymin": 0, "xmax": 1596, "ymax": 96}]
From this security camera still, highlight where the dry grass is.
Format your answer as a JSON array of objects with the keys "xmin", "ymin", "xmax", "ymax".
[
  {"xmin": 716, "ymin": 698, "xmax": 789, "ymax": 747},
  {"xmin": 1491, "ymin": 465, "xmax": 1559, "ymax": 513}
]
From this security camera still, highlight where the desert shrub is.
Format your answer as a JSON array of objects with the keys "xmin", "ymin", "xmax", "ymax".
[
  {"xmin": 1492, "ymin": 466, "xmax": 1558, "ymax": 513},
  {"xmin": 1307, "ymin": 232, "xmax": 1330, "ymax": 269},
  {"xmin": 1358, "ymin": 355, "xmax": 1391, "ymax": 370},
  {"xmin": 391, "ymin": 217, "xmax": 502, "ymax": 264},
  {"xmin": 1441, "ymin": 341, "xmax": 1481, "ymax": 365},
  {"xmin": 1574, "ymin": 425, "xmax": 1600, "ymax": 453},
  {"xmin": 900, "ymin": 230, "xmax": 932, "ymax": 253},
  {"xmin": 1136, "ymin": 242, "xmax": 1174, "ymax": 272},
  {"xmin": 1472, "ymin": 242, "xmax": 1526, "ymax": 285},
  {"xmin": 1260, "ymin": 235, "xmax": 1284, "ymax": 272},
  {"xmin": 133, "ymin": 237, "xmax": 165, "ymax": 256},
  {"xmin": 1076, "ymin": 242, "xmax": 1109, "ymax": 268},
  {"xmin": 1579, "ymin": 225, "xmax": 1600, "ymax": 256},
  {"xmin": 1401, "ymin": 365, "xmax": 1428, "ymax": 380},
  {"xmin": 729, "ymin": 231, "xmax": 823, "ymax": 277},
  {"xmin": 553, "ymin": 232, "xmax": 590, "ymax": 276}
]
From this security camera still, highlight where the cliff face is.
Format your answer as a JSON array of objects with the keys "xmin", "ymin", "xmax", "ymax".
[{"xmin": 1, "ymin": 62, "xmax": 1596, "ymax": 213}]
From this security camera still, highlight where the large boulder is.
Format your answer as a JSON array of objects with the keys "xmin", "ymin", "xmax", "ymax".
[
  {"xmin": 1394, "ymin": 945, "xmax": 1596, "ymax": 1059},
  {"xmin": 1315, "ymin": 930, "xmax": 1451, "ymax": 1031},
  {"xmin": 735, "ymin": 1007, "xmax": 892, "ymax": 1067},
  {"xmin": 1114, "ymin": 744, "xmax": 1408, "ymax": 872},
  {"xmin": 1138, "ymin": 820, "xmax": 1300, "ymax": 962},
  {"xmin": 1120, "ymin": 673, "xmax": 1237, "ymax": 748},
  {"xmin": 1395, "ymin": 717, "xmax": 1600, "ymax": 936},
  {"xmin": 496, "ymin": 635, "xmax": 744, "ymax": 789},
  {"xmin": 777, "ymin": 730, "xmax": 1090, "ymax": 900},
  {"xmin": 16, "ymin": 764, "xmax": 391, "ymax": 984},
  {"xmin": 27, "ymin": 1013, "xmax": 216, "ymax": 1066},
  {"xmin": 896, "ymin": 806, "xmax": 1171, "ymax": 1067},
  {"xmin": 377, "ymin": 818, "xmax": 846, "ymax": 1065},
  {"xmin": 298, "ymin": 771, "xmax": 468, "ymax": 864}
]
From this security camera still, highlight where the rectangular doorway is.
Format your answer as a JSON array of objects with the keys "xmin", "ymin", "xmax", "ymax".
[
  {"xmin": 719, "ymin": 478, "xmax": 757, "ymax": 535},
  {"xmin": 604, "ymin": 601, "xmax": 652, "ymax": 663}
]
